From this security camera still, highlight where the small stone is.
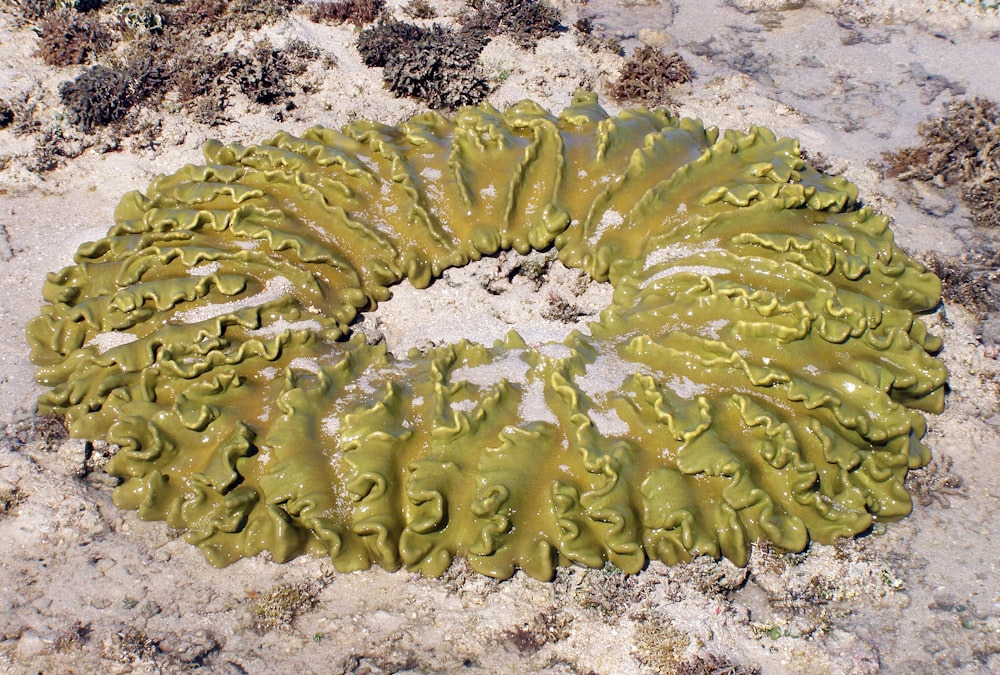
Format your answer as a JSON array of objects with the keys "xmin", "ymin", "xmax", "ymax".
[
  {"xmin": 159, "ymin": 629, "xmax": 220, "ymax": 663},
  {"xmin": 637, "ymin": 29, "xmax": 676, "ymax": 50},
  {"xmin": 901, "ymin": 180, "xmax": 956, "ymax": 218},
  {"xmin": 56, "ymin": 438, "xmax": 88, "ymax": 478}
]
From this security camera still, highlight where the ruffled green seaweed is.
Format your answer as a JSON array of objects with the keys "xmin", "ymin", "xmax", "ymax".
[{"xmin": 27, "ymin": 92, "xmax": 946, "ymax": 579}]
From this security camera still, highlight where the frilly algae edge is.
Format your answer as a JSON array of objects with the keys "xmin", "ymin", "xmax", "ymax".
[{"xmin": 27, "ymin": 91, "xmax": 946, "ymax": 580}]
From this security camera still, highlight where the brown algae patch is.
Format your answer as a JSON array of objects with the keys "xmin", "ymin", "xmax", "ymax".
[{"xmin": 27, "ymin": 92, "xmax": 946, "ymax": 579}]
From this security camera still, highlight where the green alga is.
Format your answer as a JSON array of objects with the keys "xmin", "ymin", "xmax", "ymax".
[{"xmin": 27, "ymin": 92, "xmax": 946, "ymax": 579}]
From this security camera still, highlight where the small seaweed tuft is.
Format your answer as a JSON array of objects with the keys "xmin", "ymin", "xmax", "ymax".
[
  {"xmin": 1, "ymin": 414, "xmax": 69, "ymax": 445},
  {"xmin": 922, "ymin": 247, "xmax": 1000, "ymax": 319},
  {"xmin": 906, "ymin": 454, "xmax": 967, "ymax": 508},
  {"xmin": 167, "ymin": 0, "xmax": 228, "ymax": 36},
  {"xmin": 501, "ymin": 607, "xmax": 572, "ymax": 655},
  {"xmin": 358, "ymin": 1, "xmax": 561, "ymax": 108},
  {"xmin": 577, "ymin": 563, "xmax": 654, "ymax": 618},
  {"xmin": 460, "ymin": 0, "xmax": 563, "ymax": 51},
  {"xmin": 34, "ymin": 8, "xmax": 115, "ymax": 66},
  {"xmin": 248, "ymin": 582, "xmax": 318, "ymax": 633},
  {"xmin": 111, "ymin": 2, "xmax": 163, "ymax": 36},
  {"xmin": 631, "ymin": 612, "xmax": 690, "ymax": 673},
  {"xmin": 308, "ymin": 0, "xmax": 385, "ymax": 25},
  {"xmin": 359, "ymin": 21, "xmax": 488, "ymax": 109},
  {"xmin": 59, "ymin": 59, "xmax": 164, "ymax": 132},
  {"xmin": 573, "ymin": 17, "xmax": 622, "ymax": 55},
  {"xmin": 883, "ymin": 97, "xmax": 1000, "ymax": 229},
  {"xmin": 541, "ymin": 291, "xmax": 585, "ymax": 322},
  {"xmin": 12, "ymin": 0, "xmax": 101, "ymax": 23},
  {"xmin": 437, "ymin": 557, "xmax": 502, "ymax": 596},
  {"xmin": 171, "ymin": 51, "xmax": 236, "ymax": 125},
  {"xmin": 233, "ymin": 39, "xmax": 316, "ymax": 108},
  {"xmin": 101, "ymin": 628, "xmax": 160, "ymax": 666},
  {"xmin": 608, "ymin": 46, "xmax": 694, "ymax": 106},
  {"xmin": 53, "ymin": 621, "xmax": 92, "ymax": 651},
  {"xmin": 227, "ymin": 0, "xmax": 304, "ymax": 32},
  {"xmin": 357, "ymin": 18, "xmax": 426, "ymax": 67},
  {"xmin": 402, "ymin": 0, "xmax": 436, "ymax": 19}
]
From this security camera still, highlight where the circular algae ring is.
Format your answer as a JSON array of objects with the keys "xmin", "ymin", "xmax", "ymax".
[{"xmin": 28, "ymin": 92, "xmax": 946, "ymax": 579}]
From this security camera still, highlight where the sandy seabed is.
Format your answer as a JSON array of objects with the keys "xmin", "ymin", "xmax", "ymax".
[{"xmin": 1, "ymin": 0, "xmax": 999, "ymax": 673}]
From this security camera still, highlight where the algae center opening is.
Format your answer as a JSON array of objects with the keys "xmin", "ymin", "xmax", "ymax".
[{"xmin": 361, "ymin": 250, "xmax": 615, "ymax": 358}]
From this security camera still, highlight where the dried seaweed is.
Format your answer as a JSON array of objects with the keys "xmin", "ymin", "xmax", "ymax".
[
  {"xmin": 402, "ymin": 0, "xmax": 436, "ymax": 19},
  {"xmin": 922, "ymin": 247, "xmax": 1000, "ymax": 319},
  {"xmin": 10, "ymin": 0, "xmax": 61, "ymax": 22},
  {"xmin": 101, "ymin": 629, "xmax": 161, "ymax": 665},
  {"xmin": 632, "ymin": 613, "xmax": 691, "ymax": 672},
  {"xmin": 233, "ymin": 39, "xmax": 314, "ymax": 106},
  {"xmin": 172, "ymin": 51, "xmax": 235, "ymax": 124},
  {"xmin": 906, "ymin": 455, "xmax": 967, "ymax": 508},
  {"xmin": 111, "ymin": 1, "xmax": 164, "ymax": 37},
  {"xmin": 609, "ymin": 46, "xmax": 694, "ymax": 106},
  {"xmin": 357, "ymin": 18, "xmax": 426, "ymax": 67},
  {"xmin": 166, "ymin": 0, "xmax": 228, "ymax": 36},
  {"xmin": 0, "ymin": 414, "xmax": 68, "ymax": 446},
  {"xmin": 359, "ymin": 21, "xmax": 488, "ymax": 109},
  {"xmin": 461, "ymin": 0, "xmax": 562, "ymax": 51},
  {"xmin": 27, "ymin": 126, "xmax": 89, "ymax": 172},
  {"xmin": 59, "ymin": 59, "xmax": 164, "ymax": 132},
  {"xmin": 672, "ymin": 653, "xmax": 761, "ymax": 675},
  {"xmin": 573, "ymin": 16, "xmax": 622, "ymax": 55},
  {"xmin": 248, "ymin": 582, "xmax": 318, "ymax": 633},
  {"xmin": 227, "ymin": 0, "xmax": 303, "ymax": 31},
  {"xmin": 10, "ymin": 0, "xmax": 100, "ymax": 23},
  {"xmin": 501, "ymin": 608, "xmax": 572, "ymax": 655},
  {"xmin": 358, "ymin": 0, "xmax": 561, "ymax": 107},
  {"xmin": 384, "ymin": 27, "xmax": 488, "ymax": 109},
  {"xmin": 308, "ymin": 0, "xmax": 385, "ymax": 25},
  {"xmin": 541, "ymin": 292, "xmax": 585, "ymax": 322},
  {"xmin": 148, "ymin": 0, "xmax": 302, "ymax": 46},
  {"xmin": 34, "ymin": 8, "xmax": 115, "ymax": 66},
  {"xmin": 577, "ymin": 564, "xmax": 654, "ymax": 617},
  {"xmin": 0, "ymin": 486, "xmax": 26, "ymax": 520},
  {"xmin": 884, "ymin": 97, "xmax": 1000, "ymax": 229}
]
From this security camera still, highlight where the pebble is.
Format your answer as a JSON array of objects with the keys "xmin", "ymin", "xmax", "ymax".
[
  {"xmin": 902, "ymin": 180, "xmax": 956, "ymax": 218},
  {"xmin": 637, "ymin": 29, "xmax": 676, "ymax": 50}
]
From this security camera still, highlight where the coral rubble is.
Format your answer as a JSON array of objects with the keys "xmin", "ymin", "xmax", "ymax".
[{"xmin": 27, "ymin": 92, "xmax": 946, "ymax": 579}]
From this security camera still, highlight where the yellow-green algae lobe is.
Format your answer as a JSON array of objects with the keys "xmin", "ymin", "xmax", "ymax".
[{"xmin": 27, "ymin": 92, "xmax": 946, "ymax": 579}]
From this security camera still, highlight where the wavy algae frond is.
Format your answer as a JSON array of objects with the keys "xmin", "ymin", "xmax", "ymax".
[{"xmin": 27, "ymin": 92, "xmax": 946, "ymax": 579}]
